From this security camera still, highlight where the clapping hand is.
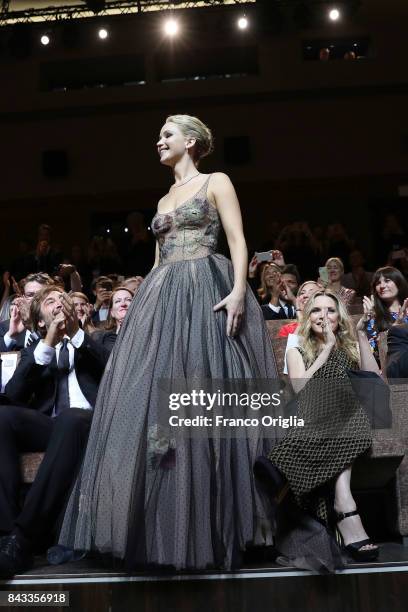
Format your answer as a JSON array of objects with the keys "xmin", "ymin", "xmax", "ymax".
[
  {"xmin": 13, "ymin": 296, "xmax": 31, "ymax": 327},
  {"xmin": 45, "ymin": 311, "xmax": 66, "ymax": 348},
  {"xmin": 356, "ymin": 295, "xmax": 375, "ymax": 332},
  {"xmin": 321, "ymin": 310, "xmax": 336, "ymax": 348},
  {"xmin": 281, "ymin": 279, "xmax": 296, "ymax": 305},
  {"xmin": 59, "ymin": 293, "xmax": 80, "ymax": 338},
  {"xmin": 2, "ymin": 271, "xmax": 11, "ymax": 291},
  {"xmin": 58, "ymin": 264, "xmax": 76, "ymax": 277},
  {"xmin": 2, "ymin": 271, "xmax": 20, "ymax": 295},
  {"xmin": 9, "ymin": 302, "xmax": 25, "ymax": 337},
  {"xmin": 213, "ymin": 290, "xmax": 245, "ymax": 338},
  {"xmin": 394, "ymin": 297, "xmax": 408, "ymax": 325},
  {"xmin": 271, "ymin": 250, "xmax": 285, "ymax": 267}
]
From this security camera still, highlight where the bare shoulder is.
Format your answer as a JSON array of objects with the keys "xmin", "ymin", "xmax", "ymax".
[
  {"xmin": 208, "ymin": 172, "xmax": 237, "ymax": 206},
  {"xmin": 209, "ymin": 172, "xmax": 233, "ymax": 186},
  {"xmin": 287, "ymin": 347, "xmax": 301, "ymax": 359},
  {"xmin": 286, "ymin": 347, "xmax": 303, "ymax": 367}
]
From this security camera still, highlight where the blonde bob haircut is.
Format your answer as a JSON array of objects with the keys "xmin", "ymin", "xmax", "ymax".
[
  {"xmin": 325, "ymin": 257, "xmax": 344, "ymax": 273},
  {"xmin": 297, "ymin": 289, "xmax": 359, "ymax": 367},
  {"xmin": 166, "ymin": 114, "xmax": 214, "ymax": 163}
]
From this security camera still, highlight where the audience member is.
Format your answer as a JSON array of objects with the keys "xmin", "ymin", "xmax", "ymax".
[
  {"xmin": 323, "ymin": 257, "xmax": 356, "ymax": 306},
  {"xmin": 0, "ymin": 286, "xmax": 112, "ymax": 577},
  {"xmin": 258, "ymin": 290, "xmax": 380, "ymax": 570},
  {"xmin": 0, "ymin": 273, "xmax": 54, "ymax": 352},
  {"xmin": 248, "ymin": 250, "xmax": 285, "ymax": 303},
  {"xmin": 278, "ymin": 280, "xmax": 320, "ymax": 337},
  {"xmin": 87, "ymin": 237, "xmax": 122, "ymax": 279},
  {"xmin": 9, "ymin": 240, "xmax": 33, "ymax": 281},
  {"xmin": 70, "ymin": 292, "xmax": 95, "ymax": 334},
  {"xmin": 363, "ymin": 266, "xmax": 408, "ymax": 360},
  {"xmin": 27, "ymin": 240, "xmax": 61, "ymax": 276},
  {"xmin": 276, "ymin": 222, "xmax": 320, "ymax": 281},
  {"xmin": 379, "ymin": 214, "xmax": 407, "ymax": 266},
  {"xmin": 342, "ymin": 250, "xmax": 373, "ymax": 298},
  {"xmin": 91, "ymin": 276, "xmax": 113, "ymax": 326},
  {"xmin": 66, "ymin": 245, "xmax": 92, "ymax": 291},
  {"xmin": 104, "ymin": 287, "xmax": 134, "ymax": 334},
  {"xmin": 261, "ymin": 263, "xmax": 298, "ymax": 320},
  {"xmin": 0, "ymin": 272, "xmax": 19, "ymax": 322},
  {"xmin": 123, "ymin": 276, "xmax": 144, "ymax": 294},
  {"xmin": 326, "ymin": 224, "xmax": 354, "ymax": 270},
  {"xmin": 319, "ymin": 47, "xmax": 330, "ymax": 61}
]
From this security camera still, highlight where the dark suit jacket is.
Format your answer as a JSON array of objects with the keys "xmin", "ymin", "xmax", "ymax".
[
  {"xmin": 261, "ymin": 304, "xmax": 296, "ymax": 321},
  {"xmin": 91, "ymin": 310, "xmax": 111, "ymax": 328},
  {"xmin": 0, "ymin": 319, "xmax": 26, "ymax": 353},
  {"xmin": 5, "ymin": 333, "xmax": 112, "ymax": 415},
  {"xmin": 91, "ymin": 329, "xmax": 118, "ymax": 354},
  {"xmin": 386, "ymin": 325, "xmax": 408, "ymax": 379}
]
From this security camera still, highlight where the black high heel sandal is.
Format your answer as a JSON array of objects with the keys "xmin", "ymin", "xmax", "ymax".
[{"xmin": 334, "ymin": 510, "xmax": 379, "ymax": 562}]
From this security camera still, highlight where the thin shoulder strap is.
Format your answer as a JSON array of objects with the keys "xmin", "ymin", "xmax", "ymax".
[{"xmin": 197, "ymin": 173, "xmax": 212, "ymax": 199}]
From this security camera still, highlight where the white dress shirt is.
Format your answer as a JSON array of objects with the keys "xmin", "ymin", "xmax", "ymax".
[
  {"xmin": 268, "ymin": 300, "xmax": 295, "ymax": 318},
  {"xmin": 97, "ymin": 308, "xmax": 109, "ymax": 322},
  {"xmin": 33, "ymin": 328, "xmax": 92, "ymax": 413},
  {"xmin": 3, "ymin": 328, "xmax": 32, "ymax": 349}
]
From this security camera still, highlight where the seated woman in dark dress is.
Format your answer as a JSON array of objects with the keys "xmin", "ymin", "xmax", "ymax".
[{"xmin": 256, "ymin": 290, "xmax": 381, "ymax": 571}]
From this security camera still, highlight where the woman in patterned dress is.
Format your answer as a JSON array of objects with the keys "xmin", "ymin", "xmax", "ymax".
[{"xmin": 257, "ymin": 290, "xmax": 380, "ymax": 571}]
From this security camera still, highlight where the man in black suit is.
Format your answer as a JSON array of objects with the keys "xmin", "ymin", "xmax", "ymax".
[
  {"xmin": 386, "ymin": 324, "xmax": 408, "ymax": 379},
  {"xmin": 261, "ymin": 264, "xmax": 300, "ymax": 320},
  {"xmin": 0, "ymin": 272, "xmax": 54, "ymax": 353},
  {"xmin": 0, "ymin": 285, "xmax": 111, "ymax": 577}
]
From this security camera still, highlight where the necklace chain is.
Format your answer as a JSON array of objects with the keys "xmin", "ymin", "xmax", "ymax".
[{"xmin": 172, "ymin": 172, "xmax": 200, "ymax": 188}]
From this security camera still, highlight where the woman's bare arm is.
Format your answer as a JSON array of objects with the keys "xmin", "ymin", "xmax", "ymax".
[
  {"xmin": 287, "ymin": 345, "xmax": 334, "ymax": 393},
  {"xmin": 211, "ymin": 173, "xmax": 247, "ymax": 337}
]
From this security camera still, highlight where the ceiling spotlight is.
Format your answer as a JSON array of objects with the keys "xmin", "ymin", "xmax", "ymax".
[
  {"xmin": 237, "ymin": 16, "xmax": 249, "ymax": 30},
  {"xmin": 328, "ymin": 8, "xmax": 341, "ymax": 21},
  {"xmin": 164, "ymin": 19, "xmax": 179, "ymax": 37},
  {"xmin": 40, "ymin": 34, "xmax": 50, "ymax": 46},
  {"xmin": 98, "ymin": 28, "xmax": 108, "ymax": 40}
]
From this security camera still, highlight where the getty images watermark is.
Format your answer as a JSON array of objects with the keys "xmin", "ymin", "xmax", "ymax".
[
  {"xmin": 156, "ymin": 379, "xmax": 304, "ymax": 439},
  {"xmin": 168, "ymin": 388, "xmax": 303, "ymax": 430}
]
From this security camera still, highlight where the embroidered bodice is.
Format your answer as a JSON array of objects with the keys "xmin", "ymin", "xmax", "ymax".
[{"xmin": 151, "ymin": 176, "xmax": 221, "ymax": 265}]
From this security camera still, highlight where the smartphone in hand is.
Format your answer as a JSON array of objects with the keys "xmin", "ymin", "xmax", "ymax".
[
  {"xmin": 255, "ymin": 250, "xmax": 273, "ymax": 263},
  {"xmin": 319, "ymin": 266, "xmax": 329, "ymax": 284}
]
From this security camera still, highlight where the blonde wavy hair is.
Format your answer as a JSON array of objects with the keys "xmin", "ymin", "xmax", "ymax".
[
  {"xmin": 257, "ymin": 262, "xmax": 281, "ymax": 302},
  {"xmin": 297, "ymin": 290, "xmax": 359, "ymax": 367},
  {"xmin": 166, "ymin": 114, "xmax": 214, "ymax": 163}
]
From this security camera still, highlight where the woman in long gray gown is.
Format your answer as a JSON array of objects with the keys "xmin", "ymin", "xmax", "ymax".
[{"xmin": 59, "ymin": 115, "xmax": 278, "ymax": 570}]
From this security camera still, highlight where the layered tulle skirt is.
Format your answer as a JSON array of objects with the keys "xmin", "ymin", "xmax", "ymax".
[{"xmin": 59, "ymin": 254, "xmax": 278, "ymax": 570}]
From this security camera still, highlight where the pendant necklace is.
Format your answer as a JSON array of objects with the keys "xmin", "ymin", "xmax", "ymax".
[{"xmin": 173, "ymin": 172, "xmax": 200, "ymax": 188}]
